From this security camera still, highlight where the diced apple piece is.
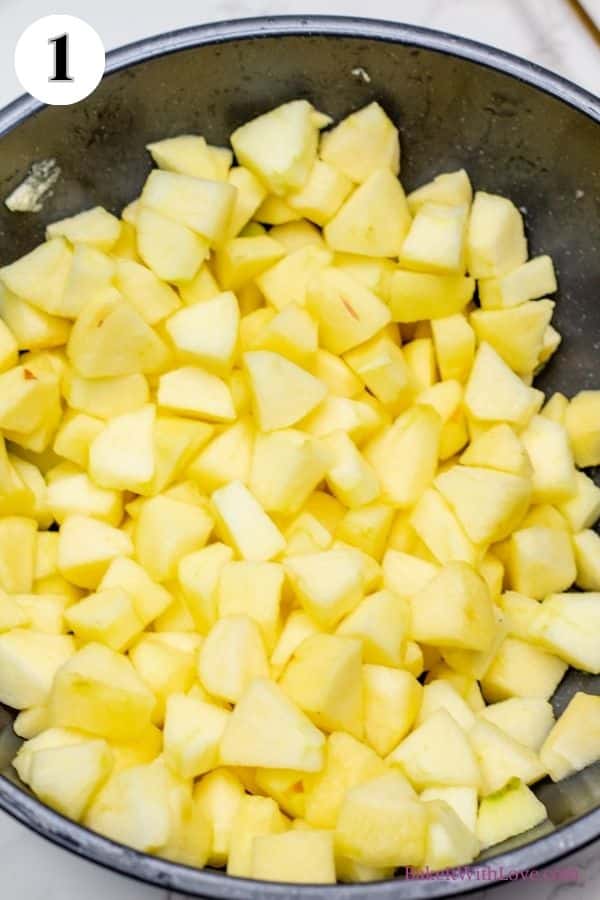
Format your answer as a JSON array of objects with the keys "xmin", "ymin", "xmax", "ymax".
[
  {"xmin": 471, "ymin": 300, "xmax": 554, "ymax": 375},
  {"xmin": 565, "ymin": 390, "xmax": 600, "ymax": 467},
  {"xmin": 388, "ymin": 709, "xmax": 480, "ymax": 789},
  {"xmin": 389, "ymin": 271, "xmax": 474, "ymax": 323},
  {"xmin": 114, "ymin": 258, "xmax": 180, "ymax": 324},
  {"xmin": 505, "ymin": 526, "xmax": 575, "ymax": 599},
  {"xmin": 163, "ymin": 692, "xmax": 229, "ymax": 778},
  {"xmin": 129, "ymin": 633, "xmax": 196, "ymax": 724},
  {"xmin": 435, "ymin": 465, "xmax": 531, "ymax": 545},
  {"xmin": 465, "ymin": 342, "xmax": 543, "ymax": 427},
  {"xmin": 469, "ymin": 718, "xmax": 545, "ymax": 795},
  {"xmin": 481, "ymin": 637, "xmax": 567, "ymax": 702},
  {"xmin": 479, "ymin": 255, "xmax": 557, "ymax": 309},
  {"xmin": 256, "ymin": 245, "xmax": 331, "ymax": 310},
  {"xmin": 280, "ymin": 633, "xmax": 363, "ymax": 738},
  {"xmin": 382, "ymin": 548, "xmax": 438, "ymax": 597},
  {"xmin": 198, "ymin": 615, "xmax": 269, "ymax": 702},
  {"xmin": 422, "ymin": 799, "xmax": 479, "ymax": 870},
  {"xmin": 363, "ymin": 665, "xmax": 423, "ymax": 756},
  {"xmin": 460, "ymin": 423, "xmax": 532, "ymax": 477},
  {"xmin": 400, "ymin": 203, "xmax": 468, "ymax": 275},
  {"xmin": 227, "ymin": 795, "xmax": 287, "ymax": 876},
  {"xmin": 431, "ymin": 313, "xmax": 475, "ymax": 382},
  {"xmin": 253, "ymin": 303, "xmax": 318, "ymax": 368},
  {"xmin": 212, "ymin": 480, "xmax": 285, "ymax": 562},
  {"xmin": 159, "ymin": 363, "xmax": 236, "ymax": 421},
  {"xmin": 336, "ymin": 590, "xmax": 408, "ymax": 667},
  {"xmin": 0, "ymin": 630, "xmax": 74, "ymax": 709},
  {"xmin": 231, "ymin": 100, "xmax": 322, "ymax": 194},
  {"xmin": 243, "ymin": 350, "xmax": 326, "ymax": 431},
  {"xmin": 467, "ymin": 191, "xmax": 527, "ymax": 277},
  {"xmin": 218, "ymin": 561, "xmax": 284, "ymax": 652},
  {"xmin": 407, "ymin": 169, "xmax": 472, "ymax": 214},
  {"xmin": 321, "ymin": 431, "xmax": 379, "ymax": 509},
  {"xmin": 58, "ymin": 515, "xmax": 132, "ymax": 589},
  {"xmin": 251, "ymin": 830, "xmax": 335, "ymax": 884},
  {"xmin": 416, "ymin": 681, "xmax": 475, "ymax": 731},
  {"xmin": 324, "ymin": 169, "xmax": 411, "ymax": 257},
  {"xmin": 177, "ymin": 542, "xmax": 233, "ymax": 632},
  {"xmin": 64, "ymin": 588, "xmax": 143, "ymax": 651},
  {"xmin": 47, "ymin": 206, "xmax": 121, "ymax": 251},
  {"xmin": 540, "ymin": 692, "xmax": 600, "ymax": 781},
  {"xmin": 477, "ymin": 778, "xmax": 547, "ymax": 849},
  {"xmin": 535, "ymin": 592, "xmax": 600, "ymax": 674},
  {"xmin": 214, "ymin": 235, "xmax": 284, "ymax": 291},
  {"xmin": 336, "ymin": 503, "xmax": 394, "ymax": 561},
  {"xmin": 65, "ymin": 372, "xmax": 149, "ymax": 420},
  {"xmin": 343, "ymin": 331, "xmax": 412, "ymax": 413},
  {"xmin": 193, "ymin": 768, "xmax": 245, "ymax": 866},
  {"xmin": 521, "ymin": 415, "xmax": 577, "ymax": 504},
  {"xmin": 285, "ymin": 548, "xmax": 364, "ymax": 627},
  {"xmin": 574, "ymin": 529, "xmax": 600, "ymax": 590},
  {"xmin": 420, "ymin": 786, "xmax": 478, "ymax": 834},
  {"xmin": 187, "ymin": 418, "xmax": 252, "ymax": 494},
  {"xmin": 411, "ymin": 488, "xmax": 477, "ymax": 566},
  {"xmin": 220, "ymin": 678, "xmax": 325, "ymax": 771},
  {"xmin": 306, "ymin": 267, "xmax": 391, "ymax": 354},
  {"xmin": 49, "ymin": 642, "xmax": 155, "ymax": 740},
  {"xmin": 364, "ymin": 405, "xmax": 441, "ymax": 508},
  {"xmin": 556, "ymin": 470, "xmax": 600, "ymax": 532},
  {"xmin": 166, "ymin": 292, "xmax": 239, "ymax": 375},
  {"xmin": 303, "ymin": 731, "xmax": 386, "ymax": 829},
  {"xmin": 288, "ymin": 159, "xmax": 353, "ymax": 225},
  {"xmin": 26, "ymin": 739, "xmax": 113, "ymax": 821},
  {"xmin": 147, "ymin": 134, "xmax": 222, "ymax": 179},
  {"xmin": 140, "ymin": 170, "xmax": 236, "ymax": 242},
  {"xmin": 137, "ymin": 207, "xmax": 208, "ymax": 281},
  {"xmin": 89, "ymin": 404, "xmax": 155, "ymax": 492},
  {"xmin": 226, "ymin": 166, "xmax": 268, "ymax": 237},
  {"xmin": 68, "ymin": 294, "xmax": 170, "ymax": 377},
  {"xmin": 320, "ymin": 102, "xmax": 399, "ymax": 183},
  {"xmin": 0, "ymin": 318, "xmax": 18, "ymax": 373},
  {"xmin": 0, "ymin": 283, "xmax": 70, "ymax": 350},
  {"xmin": 0, "ymin": 364, "xmax": 59, "ymax": 435},
  {"xmin": 479, "ymin": 698, "xmax": 554, "ymax": 751},
  {"xmin": 99, "ymin": 557, "xmax": 172, "ymax": 627},
  {"xmin": 0, "ymin": 238, "xmax": 72, "ymax": 314},
  {"xmin": 58, "ymin": 245, "xmax": 115, "ymax": 319},
  {"xmin": 134, "ymin": 494, "xmax": 212, "ymax": 582},
  {"xmin": 250, "ymin": 429, "xmax": 330, "ymax": 516},
  {"xmin": 409, "ymin": 562, "xmax": 495, "ymax": 652},
  {"xmin": 336, "ymin": 772, "xmax": 427, "ymax": 867}
]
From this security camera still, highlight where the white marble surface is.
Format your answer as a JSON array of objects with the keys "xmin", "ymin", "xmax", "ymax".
[{"xmin": 0, "ymin": 1, "xmax": 599, "ymax": 898}]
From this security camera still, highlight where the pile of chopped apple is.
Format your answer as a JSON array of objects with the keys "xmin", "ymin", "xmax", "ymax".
[{"xmin": 1, "ymin": 99, "xmax": 600, "ymax": 884}]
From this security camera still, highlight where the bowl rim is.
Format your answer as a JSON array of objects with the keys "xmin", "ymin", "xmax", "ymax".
[{"xmin": 1, "ymin": 14, "xmax": 599, "ymax": 899}]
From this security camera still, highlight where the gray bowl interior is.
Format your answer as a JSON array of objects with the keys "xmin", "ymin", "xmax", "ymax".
[{"xmin": 0, "ymin": 16, "xmax": 600, "ymax": 899}]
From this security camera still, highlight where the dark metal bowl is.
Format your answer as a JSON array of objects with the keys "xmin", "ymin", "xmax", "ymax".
[{"xmin": 1, "ymin": 15, "xmax": 600, "ymax": 898}]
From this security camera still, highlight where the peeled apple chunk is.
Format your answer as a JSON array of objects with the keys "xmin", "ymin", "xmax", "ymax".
[
  {"xmin": 231, "ymin": 100, "xmax": 321, "ymax": 195},
  {"xmin": 324, "ymin": 168, "xmax": 411, "ymax": 257},
  {"xmin": 467, "ymin": 191, "xmax": 527, "ymax": 277},
  {"xmin": 220, "ymin": 677, "xmax": 325, "ymax": 771},
  {"xmin": 319, "ymin": 102, "xmax": 400, "ymax": 183},
  {"xmin": 243, "ymin": 350, "xmax": 326, "ymax": 431},
  {"xmin": 140, "ymin": 170, "xmax": 236, "ymax": 242},
  {"xmin": 335, "ymin": 772, "xmax": 427, "ymax": 868},
  {"xmin": 409, "ymin": 562, "xmax": 496, "ymax": 652},
  {"xmin": 67, "ymin": 295, "xmax": 170, "ymax": 378},
  {"xmin": 4, "ymin": 95, "xmax": 600, "ymax": 884},
  {"xmin": 48, "ymin": 642, "xmax": 155, "ymax": 741},
  {"xmin": 476, "ymin": 778, "xmax": 547, "ymax": 849}
]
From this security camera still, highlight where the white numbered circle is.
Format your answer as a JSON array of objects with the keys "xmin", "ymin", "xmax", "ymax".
[{"xmin": 15, "ymin": 15, "xmax": 105, "ymax": 106}]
